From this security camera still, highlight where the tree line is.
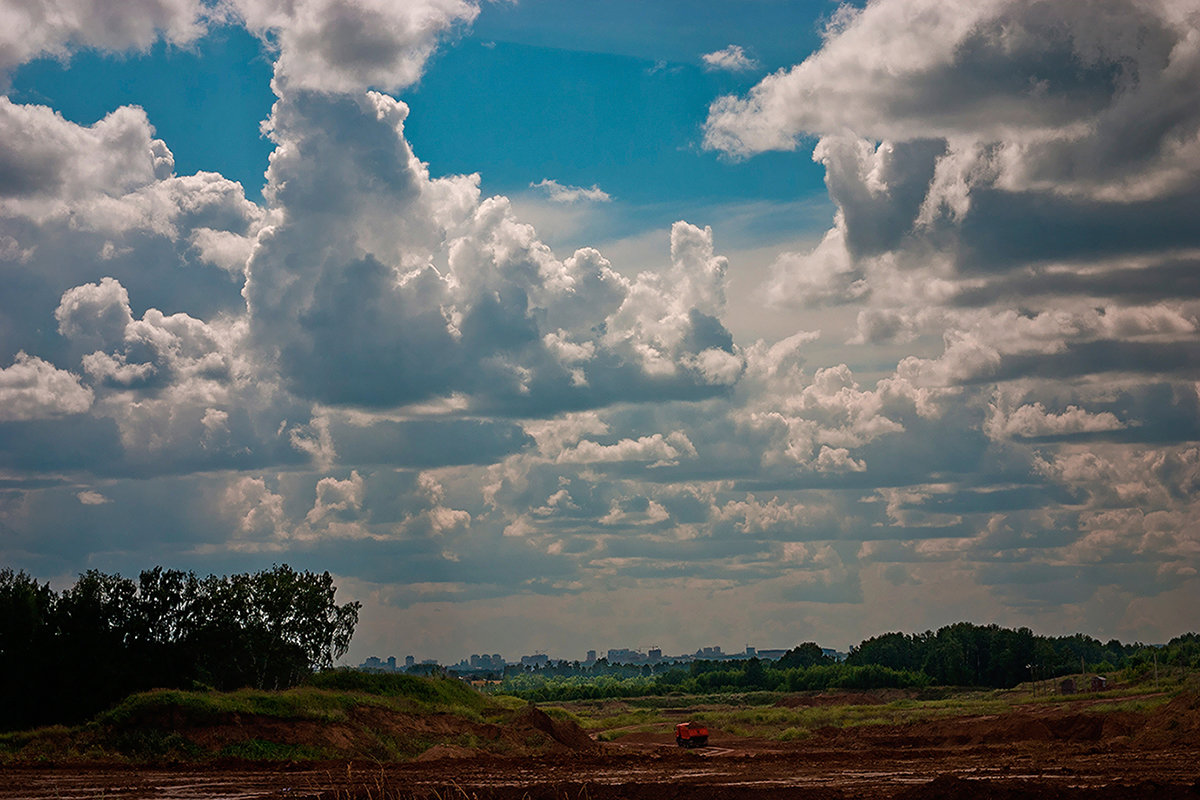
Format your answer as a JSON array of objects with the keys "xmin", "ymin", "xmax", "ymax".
[
  {"xmin": 0, "ymin": 565, "xmax": 360, "ymax": 731},
  {"xmin": 496, "ymin": 623, "xmax": 1200, "ymax": 702},
  {"xmin": 845, "ymin": 622, "xmax": 1199, "ymax": 687}
]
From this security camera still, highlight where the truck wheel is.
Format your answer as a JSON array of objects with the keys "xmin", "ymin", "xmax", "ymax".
[{"xmin": 676, "ymin": 736, "xmax": 684, "ymax": 746}]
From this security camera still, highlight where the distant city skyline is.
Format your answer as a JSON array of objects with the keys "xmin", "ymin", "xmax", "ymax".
[{"xmin": 356, "ymin": 641, "xmax": 843, "ymax": 671}]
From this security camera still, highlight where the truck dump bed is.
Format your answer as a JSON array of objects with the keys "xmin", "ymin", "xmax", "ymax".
[{"xmin": 674, "ymin": 721, "xmax": 709, "ymax": 747}]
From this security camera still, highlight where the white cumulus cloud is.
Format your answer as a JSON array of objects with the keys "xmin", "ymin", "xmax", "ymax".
[
  {"xmin": 701, "ymin": 44, "xmax": 759, "ymax": 73},
  {"xmin": 531, "ymin": 179, "xmax": 612, "ymax": 204},
  {"xmin": 0, "ymin": 352, "xmax": 92, "ymax": 420}
]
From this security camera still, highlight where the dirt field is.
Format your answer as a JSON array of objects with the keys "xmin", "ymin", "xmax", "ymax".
[{"xmin": 5, "ymin": 691, "xmax": 1199, "ymax": 799}]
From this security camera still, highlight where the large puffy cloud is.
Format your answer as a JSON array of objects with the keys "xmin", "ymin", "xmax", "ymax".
[
  {"xmin": 230, "ymin": 0, "xmax": 479, "ymax": 93},
  {"xmin": 707, "ymin": 0, "xmax": 1200, "ymax": 275},
  {"xmin": 41, "ymin": 275, "xmax": 312, "ymax": 476},
  {"xmin": 0, "ymin": 351, "xmax": 92, "ymax": 420},
  {"xmin": 705, "ymin": 0, "xmax": 1200, "ymax": 197},
  {"xmin": 0, "ymin": 87, "xmax": 281, "ymax": 481},
  {"xmin": 0, "ymin": 97, "xmax": 260, "ymax": 367},
  {"xmin": 0, "ymin": 99, "xmax": 173, "ymax": 215},
  {"xmin": 708, "ymin": 0, "xmax": 1200, "ymax": 398},
  {"xmin": 0, "ymin": 0, "xmax": 208, "ymax": 80},
  {"xmin": 245, "ymin": 86, "xmax": 743, "ymax": 413}
]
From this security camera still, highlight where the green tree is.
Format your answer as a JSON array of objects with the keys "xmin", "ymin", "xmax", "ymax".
[
  {"xmin": 777, "ymin": 642, "xmax": 832, "ymax": 669},
  {"xmin": 0, "ymin": 569, "xmax": 57, "ymax": 729}
]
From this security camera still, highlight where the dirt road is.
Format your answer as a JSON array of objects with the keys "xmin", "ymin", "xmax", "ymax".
[{"xmin": 6, "ymin": 735, "xmax": 1198, "ymax": 799}]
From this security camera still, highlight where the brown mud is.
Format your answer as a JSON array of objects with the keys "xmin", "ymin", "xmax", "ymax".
[{"xmin": 4, "ymin": 691, "xmax": 1199, "ymax": 799}]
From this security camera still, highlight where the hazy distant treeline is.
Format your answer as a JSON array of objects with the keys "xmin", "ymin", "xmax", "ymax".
[
  {"xmin": 499, "ymin": 623, "xmax": 1200, "ymax": 701},
  {"xmin": 0, "ymin": 565, "xmax": 359, "ymax": 731}
]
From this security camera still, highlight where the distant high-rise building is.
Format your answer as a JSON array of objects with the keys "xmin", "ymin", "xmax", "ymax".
[
  {"xmin": 586, "ymin": 649, "xmax": 597, "ymax": 663},
  {"xmin": 467, "ymin": 653, "xmax": 505, "ymax": 670},
  {"xmin": 405, "ymin": 655, "xmax": 415, "ymax": 668},
  {"xmin": 648, "ymin": 648, "xmax": 662, "ymax": 662},
  {"xmin": 387, "ymin": 656, "xmax": 397, "ymax": 670}
]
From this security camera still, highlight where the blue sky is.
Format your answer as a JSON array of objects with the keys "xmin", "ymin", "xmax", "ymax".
[
  {"xmin": 9, "ymin": 0, "xmax": 838, "ymax": 199},
  {"xmin": 1, "ymin": 0, "xmax": 1198, "ymax": 663}
]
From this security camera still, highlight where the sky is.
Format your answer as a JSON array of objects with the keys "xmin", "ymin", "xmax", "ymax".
[{"xmin": 1, "ymin": 0, "xmax": 1198, "ymax": 665}]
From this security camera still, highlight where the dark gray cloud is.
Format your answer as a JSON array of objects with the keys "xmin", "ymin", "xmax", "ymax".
[
  {"xmin": 988, "ymin": 341, "xmax": 1200, "ymax": 383},
  {"xmin": 950, "ymin": 257, "xmax": 1200, "ymax": 307},
  {"xmin": 956, "ymin": 186, "xmax": 1200, "ymax": 273}
]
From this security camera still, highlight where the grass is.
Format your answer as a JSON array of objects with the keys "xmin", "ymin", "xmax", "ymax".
[
  {"xmin": 564, "ymin": 708, "xmax": 661, "ymax": 732},
  {"xmin": 308, "ymin": 669, "xmax": 491, "ymax": 716},
  {"xmin": 98, "ymin": 686, "xmax": 358, "ymax": 727},
  {"xmin": 1087, "ymin": 697, "xmax": 1173, "ymax": 714}
]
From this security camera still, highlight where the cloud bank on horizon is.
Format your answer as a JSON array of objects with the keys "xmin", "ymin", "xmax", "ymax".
[{"xmin": 1, "ymin": 0, "xmax": 1197, "ymax": 661}]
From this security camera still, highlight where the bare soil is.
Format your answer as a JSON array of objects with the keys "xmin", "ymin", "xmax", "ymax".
[{"xmin": 4, "ymin": 691, "xmax": 1199, "ymax": 799}]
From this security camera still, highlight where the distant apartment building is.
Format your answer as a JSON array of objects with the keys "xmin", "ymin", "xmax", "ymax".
[
  {"xmin": 586, "ymin": 650, "xmax": 597, "ymax": 663},
  {"xmin": 468, "ymin": 653, "xmax": 505, "ymax": 670},
  {"xmin": 607, "ymin": 648, "xmax": 644, "ymax": 663},
  {"xmin": 520, "ymin": 653, "xmax": 549, "ymax": 667},
  {"xmin": 359, "ymin": 655, "xmax": 405, "ymax": 672}
]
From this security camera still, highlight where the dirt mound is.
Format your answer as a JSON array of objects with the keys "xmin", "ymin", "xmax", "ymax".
[
  {"xmin": 513, "ymin": 706, "xmax": 599, "ymax": 753},
  {"xmin": 1134, "ymin": 691, "xmax": 1200, "ymax": 747},
  {"xmin": 829, "ymin": 709, "xmax": 1145, "ymax": 749},
  {"xmin": 93, "ymin": 699, "xmax": 597, "ymax": 762},
  {"xmin": 413, "ymin": 743, "xmax": 479, "ymax": 761}
]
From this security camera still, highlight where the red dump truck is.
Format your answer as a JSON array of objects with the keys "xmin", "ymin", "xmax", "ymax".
[{"xmin": 675, "ymin": 721, "xmax": 709, "ymax": 747}]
